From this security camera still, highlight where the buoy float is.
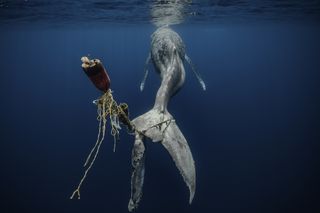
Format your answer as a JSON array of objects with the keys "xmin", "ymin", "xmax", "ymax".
[
  {"xmin": 81, "ymin": 56, "xmax": 111, "ymax": 93},
  {"xmin": 70, "ymin": 56, "xmax": 133, "ymax": 200}
]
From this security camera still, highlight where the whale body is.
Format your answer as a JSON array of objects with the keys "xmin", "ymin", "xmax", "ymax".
[{"xmin": 128, "ymin": 27, "xmax": 205, "ymax": 211}]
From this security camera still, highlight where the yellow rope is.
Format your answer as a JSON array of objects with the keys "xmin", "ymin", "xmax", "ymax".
[
  {"xmin": 70, "ymin": 89, "xmax": 174, "ymax": 200},
  {"xmin": 70, "ymin": 89, "xmax": 127, "ymax": 199}
]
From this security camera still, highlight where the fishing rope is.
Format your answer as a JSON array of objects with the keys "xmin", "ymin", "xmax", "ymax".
[
  {"xmin": 70, "ymin": 88, "xmax": 172, "ymax": 199},
  {"xmin": 70, "ymin": 89, "xmax": 131, "ymax": 199}
]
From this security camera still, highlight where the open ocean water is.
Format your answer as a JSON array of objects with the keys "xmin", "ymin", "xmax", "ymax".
[{"xmin": 0, "ymin": 1, "xmax": 320, "ymax": 213}]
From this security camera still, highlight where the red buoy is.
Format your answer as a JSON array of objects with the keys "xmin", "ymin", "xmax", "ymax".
[{"xmin": 81, "ymin": 57, "xmax": 111, "ymax": 93}]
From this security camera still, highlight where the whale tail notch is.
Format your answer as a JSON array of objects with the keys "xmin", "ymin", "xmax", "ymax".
[{"xmin": 128, "ymin": 108, "xmax": 196, "ymax": 211}]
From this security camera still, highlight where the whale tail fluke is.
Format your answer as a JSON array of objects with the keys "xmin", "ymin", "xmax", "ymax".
[
  {"xmin": 128, "ymin": 133, "xmax": 146, "ymax": 212},
  {"xmin": 128, "ymin": 108, "xmax": 196, "ymax": 211},
  {"xmin": 161, "ymin": 119, "xmax": 196, "ymax": 204}
]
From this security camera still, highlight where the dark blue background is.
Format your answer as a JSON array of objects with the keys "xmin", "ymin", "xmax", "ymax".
[{"xmin": 0, "ymin": 23, "xmax": 319, "ymax": 213}]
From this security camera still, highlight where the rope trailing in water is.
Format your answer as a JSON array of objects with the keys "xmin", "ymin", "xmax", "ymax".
[
  {"xmin": 70, "ymin": 89, "xmax": 173, "ymax": 199},
  {"xmin": 70, "ymin": 89, "xmax": 132, "ymax": 199}
]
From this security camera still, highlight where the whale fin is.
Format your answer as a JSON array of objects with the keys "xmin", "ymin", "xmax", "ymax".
[
  {"xmin": 140, "ymin": 53, "xmax": 151, "ymax": 91},
  {"xmin": 161, "ymin": 120, "xmax": 196, "ymax": 204},
  {"xmin": 128, "ymin": 134, "xmax": 146, "ymax": 212},
  {"xmin": 130, "ymin": 109, "xmax": 196, "ymax": 206},
  {"xmin": 185, "ymin": 54, "xmax": 206, "ymax": 91}
]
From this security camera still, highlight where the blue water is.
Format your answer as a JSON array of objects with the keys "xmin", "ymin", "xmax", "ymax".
[
  {"xmin": 1, "ymin": 0, "xmax": 320, "ymax": 25},
  {"xmin": 1, "ymin": 1, "xmax": 320, "ymax": 213}
]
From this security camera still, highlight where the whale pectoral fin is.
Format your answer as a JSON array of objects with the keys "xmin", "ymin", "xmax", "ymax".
[
  {"xmin": 140, "ymin": 53, "xmax": 151, "ymax": 91},
  {"xmin": 185, "ymin": 54, "xmax": 206, "ymax": 91},
  {"xmin": 161, "ymin": 121, "xmax": 196, "ymax": 204},
  {"xmin": 128, "ymin": 133, "xmax": 146, "ymax": 212}
]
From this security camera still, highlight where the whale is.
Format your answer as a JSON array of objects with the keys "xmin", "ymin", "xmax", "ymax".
[{"xmin": 128, "ymin": 27, "xmax": 205, "ymax": 211}]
